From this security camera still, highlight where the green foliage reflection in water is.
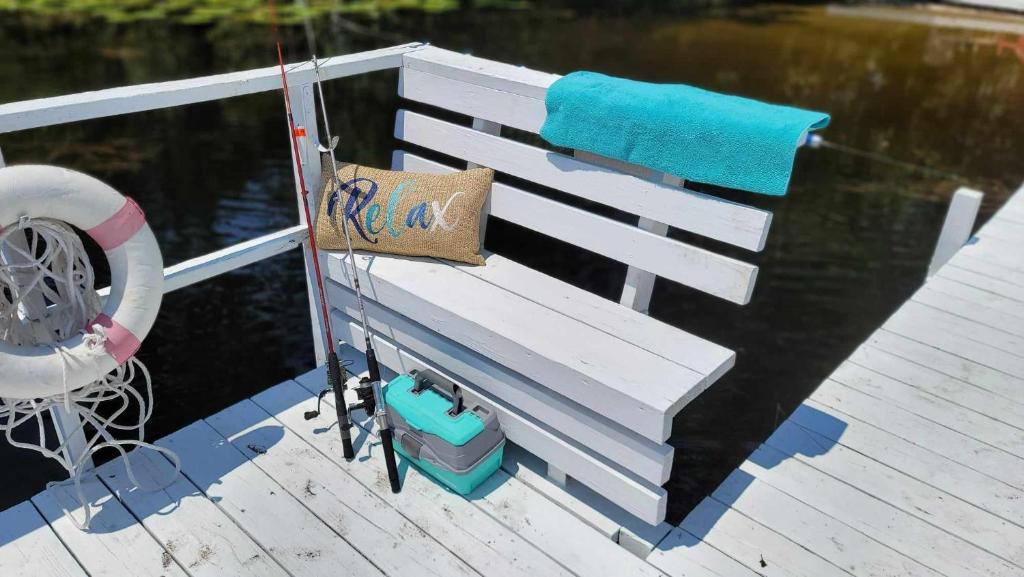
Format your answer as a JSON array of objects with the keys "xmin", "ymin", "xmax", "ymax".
[{"xmin": 0, "ymin": 0, "xmax": 530, "ymax": 24}]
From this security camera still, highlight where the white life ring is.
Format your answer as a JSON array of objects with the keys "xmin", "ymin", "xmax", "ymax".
[{"xmin": 0, "ymin": 165, "xmax": 163, "ymax": 399}]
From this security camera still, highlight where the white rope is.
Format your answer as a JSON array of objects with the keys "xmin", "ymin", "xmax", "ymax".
[{"xmin": 0, "ymin": 217, "xmax": 180, "ymax": 531}]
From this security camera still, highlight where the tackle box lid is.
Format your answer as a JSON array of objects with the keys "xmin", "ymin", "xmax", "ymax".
[{"xmin": 384, "ymin": 374, "xmax": 485, "ymax": 446}]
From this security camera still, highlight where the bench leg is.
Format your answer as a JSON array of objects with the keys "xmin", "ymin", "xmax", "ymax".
[{"xmin": 547, "ymin": 462, "xmax": 568, "ymax": 487}]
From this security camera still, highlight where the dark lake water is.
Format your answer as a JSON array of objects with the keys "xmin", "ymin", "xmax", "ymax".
[{"xmin": 2, "ymin": 3, "xmax": 1022, "ymax": 523}]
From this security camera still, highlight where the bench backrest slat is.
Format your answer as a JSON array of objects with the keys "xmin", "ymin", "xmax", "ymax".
[
  {"xmin": 394, "ymin": 150, "xmax": 759, "ymax": 305},
  {"xmin": 395, "ymin": 47, "xmax": 775, "ymax": 305}
]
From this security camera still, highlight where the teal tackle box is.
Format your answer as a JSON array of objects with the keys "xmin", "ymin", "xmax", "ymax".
[{"xmin": 384, "ymin": 369, "xmax": 505, "ymax": 495}]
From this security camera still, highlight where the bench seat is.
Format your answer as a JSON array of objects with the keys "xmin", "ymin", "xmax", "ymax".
[
  {"xmin": 324, "ymin": 247, "xmax": 736, "ymax": 524},
  {"xmin": 325, "ymin": 250, "xmax": 731, "ymax": 443}
]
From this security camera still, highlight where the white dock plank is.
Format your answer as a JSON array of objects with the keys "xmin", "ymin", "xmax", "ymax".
[
  {"xmin": 712, "ymin": 469, "xmax": 944, "ymax": 577},
  {"xmin": 791, "ymin": 400, "xmax": 1024, "ymax": 528},
  {"xmin": 203, "ymin": 397, "xmax": 482, "ymax": 577},
  {"xmin": 830, "ymin": 361, "xmax": 1024, "ymax": 456},
  {"xmin": 292, "ymin": 358, "xmax": 667, "ymax": 577},
  {"xmin": 31, "ymin": 477, "xmax": 187, "ymax": 577},
  {"xmin": 97, "ymin": 448, "xmax": 288, "ymax": 577},
  {"xmin": 761, "ymin": 421, "xmax": 1024, "ymax": 573},
  {"xmin": 649, "ymin": 523, "xmax": 764, "ymax": 577},
  {"xmin": 888, "ymin": 300, "xmax": 1024, "ymax": 359},
  {"xmin": 0, "ymin": 501, "xmax": 86, "ymax": 577},
  {"xmin": 264, "ymin": 377, "xmax": 576, "ymax": 577},
  {"xmin": 941, "ymin": 261, "xmax": 1024, "ymax": 304},
  {"xmin": 882, "ymin": 304, "xmax": 1024, "ymax": 379},
  {"xmin": 849, "ymin": 345, "xmax": 1024, "ymax": 430},
  {"xmin": 740, "ymin": 445, "xmax": 1020, "ymax": 577},
  {"xmin": 867, "ymin": 330, "xmax": 1024, "ymax": 402},
  {"xmin": 810, "ymin": 380, "xmax": 1024, "ymax": 491},
  {"xmin": 914, "ymin": 283, "xmax": 1024, "ymax": 337},
  {"xmin": 670, "ymin": 498, "xmax": 849, "ymax": 577},
  {"xmin": 157, "ymin": 419, "xmax": 384, "ymax": 577}
]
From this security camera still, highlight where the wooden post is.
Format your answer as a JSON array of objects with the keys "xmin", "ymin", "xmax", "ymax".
[
  {"xmin": 468, "ymin": 118, "xmax": 501, "ymax": 242},
  {"xmin": 288, "ymin": 81, "xmax": 328, "ymax": 365},
  {"xmin": 928, "ymin": 187, "xmax": 984, "ymax": 277},
  {"xmin": 572, "ymin": 150, "xmax": 679, "ymax": 314}
]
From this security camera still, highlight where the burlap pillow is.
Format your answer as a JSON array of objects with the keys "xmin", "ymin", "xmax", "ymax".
[{"xmin": 314, "ymin": 161, "xmax": 492, "ymax": 266}]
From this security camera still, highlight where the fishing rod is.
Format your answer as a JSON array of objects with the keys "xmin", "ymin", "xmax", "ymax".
[
  {"xmin": 268, "ymin": 2, "xmax": 355, "ymax": 462},
  {"xmin": 309, "ymin": 53, "xmax": 401, "ymax": 494}
]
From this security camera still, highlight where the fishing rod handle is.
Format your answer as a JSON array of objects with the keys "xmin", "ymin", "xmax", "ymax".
[
  {"xmin": 366, "ymin": 346, "xmax": 382, "ymax": 383},
  {"xmin": 327, "ymin": 351, "xmax": 355, "ymax": 461},
  {"xmin": 379, "ymin": 428, "xmax": 402, "ymax": 494}
]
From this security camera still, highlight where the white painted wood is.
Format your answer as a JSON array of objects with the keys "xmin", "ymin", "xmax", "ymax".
[
  {"xmin": 501, "ymin": 444, "xmax": 674, "ymax": 557},
  {"xmin": 97, "ymin": 449, "xmax": 288, "ymax": 577},
  {"xmin": 327, "ymin": 282, "xmax": 674, "ymax": 485},
  {"xmin": 47, "ymin": 408, "xmax": 93, "ymax": 483},
  {"xmin": 0, "ymin": 501, "xmax": 86, "ymax": 577},
  {"xmin": 850, "ymin": 345, "xmax": 1024, "ymax": 430},
  {"xmin": 762, "ymin": 421, "xmax": 1024, "ymax": 573},
  {"xmin": 671, "ymin": 497, "xmax": 849, "ymax": 577},
  {"xmin": 289, "ymin": 364, "xmax": 666, "ymax": 576},
  {"xmin": 203, "ymin": 399, "xmax": 482, "ymax": 577},
  {"xmin": 402, "ymin": 46, "xmax": 558, "ymax": 101},
  {"xmin": 262, "ymin": 377, "xmax": 576, "ymax": 577},
  {"xmin": 575, "ymin": 151, "xmax": 680, "ymax": 315},
  {"xmin": 324, "ymin": 251, "xmax": 701, "ymax": 442},
  {"xmin": 330, "ymin": 315, "xmax": 670, "ymax": 525},
  {"xmin": 712, "ymin": 469, "xmax": 944, "ymax": 577},
  {"xmin": 399, "ymin": 66, "xmax": 548, "ymax": 134},
  {"xmin": 950, "ymin": 252, "xmax": 1024, "ymax": 292},
  {"xmin": 883, "ymin": 302, "xmax": 1024, "ymax": 378},
  {"xmin": 31, "ymin": 478, "xmax": 188, "ymax": 577},
  {"xmin": 741, "ymin": 442, "xmax": 1021, "ymax": 577},
  {"xmin": 867, "ymin": 329, "xmax": 1024, "ymax": 402},
  {"xmin": 831, "ymin": 361, "xmax": 1024, "ymax": 456},
  {"xmin": 941, "ymin": 260, "xmax": 1024, "ymax": 304},
  {"xmin": 394, "ymin": 151, "xmax": 753, "ymax": 315},
  {"xmin": 501, "ymin": 444, "xmax": 619, "ymax": 539},
  {"xmin": 0, "ymin": 44, "xmax": 424, "ymax": 134},
  {"xmin": 618, "ymin": 217, "xmax": 669, "ymax": 315},
  {"xmin": 791, "ymin": 400, "xmax": 1024, "ymax": 529},
  {"xmin": 956, "ymin": 236, "xmax": 1024, "ymax": 277},
  {"xmin": 157, "ymin": 419, "xmax": 384, "ymax": 577},
  {"xmin": 162, "ymin": 224, "xmax": 307, "ymax": 293},
  {"xmin": 915, "ymin": 284, "xmax": 1024, "ymax": 338},
  {"xmin": 546, "ymin": 462, "xmax": 568, "ymax": 487},
  {"xmin": 648, "ymin": 525, "xmax": 764, "ymax": 577},
  {"xmin": 289, "ymin": 82, "xmax": 329, "ymax": 365},
  {"xmin": 394, "ymin": 110, "xmax": 772, "ymax": 257},
  {"xmin": 925, "ymin": 274, "xmax": 1024, "ymax": 320},
  {"xmin": 442, "ymin": 249, "xmax": 734, "ymax": 381},
  {"xmin": 810, "ymin": 379, "xmax": 1024, "ymax": 491},
  {"xmin": 929, "ymin": 187, "xmax": 983, "ymax": 276},
  {"xmin": 467, "ymin": 118, "xmax": 501, "ymax": 240}
]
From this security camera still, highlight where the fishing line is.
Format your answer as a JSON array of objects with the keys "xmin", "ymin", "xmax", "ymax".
[{"xmin": 807, "ymin": 134, "xmax": 970, "ymax": 182}]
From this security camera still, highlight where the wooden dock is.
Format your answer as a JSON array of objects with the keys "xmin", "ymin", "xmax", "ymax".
[{"xmin": 2, "ymin": 183, "xmax": 1023, "ymax": 576}]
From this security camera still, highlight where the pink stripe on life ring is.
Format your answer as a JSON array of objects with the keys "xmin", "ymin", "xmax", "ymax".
[
  {"xmin": 88, "ymin": 314, "xmax": 142, "ymax": 364},
  {"xmin": 86, "ymin": 197, "xmax": 146, "ymax": 251}
]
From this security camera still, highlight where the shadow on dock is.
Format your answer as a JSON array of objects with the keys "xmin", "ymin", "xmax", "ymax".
[{"xmin": 658, "ymin": 404, "xmax": 846, "ymax": 551}]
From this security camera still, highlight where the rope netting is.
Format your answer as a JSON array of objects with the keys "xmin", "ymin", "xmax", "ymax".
[{"xmin": 0, "ymin": 217, "xmax": 179, "ymax": 530}]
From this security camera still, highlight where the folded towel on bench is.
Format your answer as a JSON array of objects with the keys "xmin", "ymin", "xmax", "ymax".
[{"xmin": 539, "ymin": 71, "xmax": 830, "ymax": 196}]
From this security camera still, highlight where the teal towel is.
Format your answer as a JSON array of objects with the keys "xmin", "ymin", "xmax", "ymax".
[{"xmin": 539, "ymin": 71, "xmax": 830, "ymax": 196}]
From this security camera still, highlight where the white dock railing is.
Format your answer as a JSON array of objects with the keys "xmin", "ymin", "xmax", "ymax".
[{"xmin": 0, "ymin": 43, "xmax": 426, "ymax": 467}]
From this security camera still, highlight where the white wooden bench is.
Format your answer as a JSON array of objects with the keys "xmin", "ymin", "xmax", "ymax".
[{"xmin": 297, "ymin": 47, "xmax": 775, "ymax": 530}]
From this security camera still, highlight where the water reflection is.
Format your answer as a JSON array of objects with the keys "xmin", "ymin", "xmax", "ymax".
[{"xmin": 0, "ymin": 4, "xmax": 1021, "ymax": 522}]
